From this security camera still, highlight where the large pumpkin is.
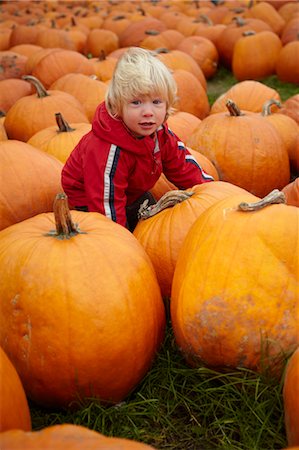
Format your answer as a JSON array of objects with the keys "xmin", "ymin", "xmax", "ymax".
[
  {"xmin": 0, "ymin": 424, "xmax": 156, "ymax": 449},
  {"xmin": 134, "ymin": 182, "xmax": 249, "ymax": 299},
  {"xmin": 0, "ymin": 194, "xmax": 165, "ymax": 409},
  {"xmin": 187, "ymin": 100, "xmax": 290, "ymax": 197},
  {"xmin": 283, "ymin": 347, "xmax": 299, "ymax": 447},
  {"xmin": 4, "ymin": 75, "xmax": 89, "ymax": 142},
  {"xmin": 0, "ymin": 347, "xmax": 31, "ymax": 432},
  {"xmin": 0, "ymin": 139, "xmax": 63, "ymax": 231},
  {"xmin": 171, "ymin": 190, "xmax": 299, "ymax": 375}
]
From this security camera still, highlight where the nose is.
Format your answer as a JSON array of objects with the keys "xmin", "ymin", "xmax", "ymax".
[{"xmin": 142, "ymin": 102, "xmax": 154, "ymax": 116}]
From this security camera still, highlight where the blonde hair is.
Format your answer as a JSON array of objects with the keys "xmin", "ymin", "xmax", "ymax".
[{"xmin": 105, "ymin": 47, "xmax": 177, "ymax": 120}]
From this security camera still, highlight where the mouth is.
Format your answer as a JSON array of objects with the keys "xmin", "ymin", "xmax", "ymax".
[{"xmin": 139, "ymin": 122, "xmax": 155, "ymax": 128}]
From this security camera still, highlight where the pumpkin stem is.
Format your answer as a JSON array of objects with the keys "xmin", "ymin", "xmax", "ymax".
[
  {"xmin": 55, "ymin": 113, "xmax": 75, "ymax": 132},
  {"xmin": 53, "ymin": 193, "xmax": 80, "ymax": 238},
  {"xmin": 22, "ymin": 75, "xmax": 49, "ymax": 98},
  {"xmin": 238, "ymin": 189, "xmax": 286, "ymax": 212},
  {"xmin": 138, "ymin": 190, "xmax": 194, "ymax": 220},
  {"xmin": 226, "ymin": 99, "xmax": 243, "ymax": 116},
  {"xmin": 262, "ymin": 99, "xmax": 281, "ymax": 116}
]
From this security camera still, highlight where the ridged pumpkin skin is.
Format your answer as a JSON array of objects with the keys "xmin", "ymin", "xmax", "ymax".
[
  {"xmin": 0, "ymin": 209, "xmax": 165, "ymax": 409},
  {"xmin": 0, "ymin": 140, "xmax": 63, "ymax": 231},
  {"xmin": 0, "ymin": 424, "xmax": 156, "ymax": 449},
  {"xmin": 171, "ymin": 193, "xmax": 299, "ymax": 374},
  {"xmin": 210, "ymin": 80, "xmax": 281, "ymax": 115},
  {"xmin": 0, "ymin": 347, "xmax": 31, "ymax": 432},
  {"xmin": 134, "ymin": 182, "xmax": 249, "ymax": 298},
  {"xmin": 187, "ymin": 104, "xmax": 290, "ymax": 197},
  {"xmin": 283, "ymin": 347, "xmax": 299, "ymax": 447}
]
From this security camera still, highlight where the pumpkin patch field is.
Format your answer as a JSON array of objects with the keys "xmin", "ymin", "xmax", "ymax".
[{"xmin": 0, "ymin": 0, "xmax": 298, "ymax": 449}]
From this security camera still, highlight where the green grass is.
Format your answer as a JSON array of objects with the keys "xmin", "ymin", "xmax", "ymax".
[{"xmin": 30, "ymin": 323, "xmax": 288, "ymax": 450}]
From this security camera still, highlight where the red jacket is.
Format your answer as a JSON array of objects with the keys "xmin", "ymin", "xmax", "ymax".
[{"xmin": 61, "ymin": 102, "xmax": 213, "ymax": 227}]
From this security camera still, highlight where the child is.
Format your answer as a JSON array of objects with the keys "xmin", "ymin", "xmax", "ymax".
[{"xmin": 61, "ymin": 47, "xmax": 214, "ymax": 231}]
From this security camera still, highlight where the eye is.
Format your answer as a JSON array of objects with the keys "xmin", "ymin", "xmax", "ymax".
[
  {"xmin": 153, "ymin": 99, "xmax": 163, "ymax": 105},
  {"xmin": 131, "ymin": 100, "xmax": 141, "ymax": 105}
]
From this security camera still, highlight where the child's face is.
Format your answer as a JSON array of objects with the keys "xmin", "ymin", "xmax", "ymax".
[{"xmin": 122, "ymin": 94, "xmax": 167, "ymax": 138}]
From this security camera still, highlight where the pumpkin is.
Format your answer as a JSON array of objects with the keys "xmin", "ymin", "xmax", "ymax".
[
  {"xmin": 282, "ymin": 178, "xmax": 299, "ymax": 207},
  {"xmin": 84, "ymin": 28, "xmax": 119, "ymax": 57},
  {"xmin": 171, "ymin": 190, "xmax": 299, "ymax": 375},
  {"xmin": 210, "ymin": 80, "xmax": 281, "ymax": 115},
  {"xmin": 0, "ymin": 78, "xmax": 33, "ymax": 113},
  {"xmin": 283, "ymin": 347, "xmax": 299, "ymax": 447},
  {"xmin": 167, "ymin": 111, "xmax": 201, "ymax": 143},
  {"xmin": 27, "ymin": 112, "xmax": 91, "ymax": 163},
  {"xmin": 89, "ymin": 51, "xmax": 117, "ymax": 82},
  {"xmin": 276, "ymin": 40, "xmax": 299, "ymax": 85},
  {"xmin": 280, "ymin": 17, "xmax": 299, "ymax": 45},
  {"xmin": 244, "ymin": 1, "xmax": 286, "ymax": 35},
  {"xmin": 216, "ymin": 16, "xmax": 272, "ymax": 68},
  {"xmin": 0, "ymin": 424, "xmax": 156, "ymax": 449},
  {"xmin": 187, "ymin": 100, "xmax": 290, "ymax": 197},
  {"xmin": 0, "ymin": 139, "xmax": 63, "ymax": 231},
  {"xmin": 280, "ymin": 94, "xmax": 299, "ymax": 125},
  {"xmin": 0, "ymin": 347, "xmax": 31, "ymax": 432},
  {"xmin": 232, "ymin": 30, "xmax": 282, "ymax": 81},
  {"xmin": 156, "ymin": 48, "xmax": 207, "ymax": 90},
  {"xmin": 50, "ymin": 73, "xmax": 108, "ymax": 122},
  {"xmin": 177, "ymin": 35, "xmax": 219, "ymax": 79},
  {"xmin": 118, "ymin": 17, "xmax": 167, "ymax": 48},
  {"xmin": 172, "ymin": 69, "xmax": 210, "ymax": 120},
  {"xmin": 261, "ymin": 99, "xmax": 299, "ymax": 174},
  {"xmin": 0, "ymin": 50, "xmax": 28, "ymax": 80},
  {"xmin": 31, "ymin": 48, "xmax": 94, "ymax": 89},
  {"xmin": 134, "ymin": 182, "xmax": 249, "ymax": 299},
  {"xmin": 0, "ymin": 194, "xmax": 165, "ymax": 408},
  {"xmin": 4, "ymin": 75, "xmax": 89, "ymax": 142}
]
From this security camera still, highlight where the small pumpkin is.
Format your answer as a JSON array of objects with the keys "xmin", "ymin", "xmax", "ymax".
[
  {"xmin": 4, "ymin": 75, "xmax": 89, "ymax": 142},
  {"xmin": 0, "ymin": 424, "xmax": 156, "ymax": 449},
  {"xmin": 283, "ymin": 347, "xmax": 299, "ymax": 447},
  {"xmin": 0, "ymin": 347, "xmax": 31, "ymax": 432},
  {"xmin": 27, "ymin": 112, "xmax": 91, "ymax": 163}
]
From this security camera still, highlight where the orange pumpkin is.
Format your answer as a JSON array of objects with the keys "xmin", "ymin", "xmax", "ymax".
[
  {"xmin": 0, "ymin": 194, "xmax": 165, "ymax": 408},
  {"xmin": 0, "ymin": 78, "xmax": 33, "ymax": 113},
  {"xmin": 0, "ymin": 139, "xmax": 63, "ymax": 231},
  {"xmin": 0, "ymin": 347, "xmax": 31, "ymax": 432},
  {"xmin": 232, "ymin": 30, "xmax": 282, "ymax": 81},
  {"xmin": 167, "ymin": 111, "xmax": 201, "ymax": 143},
  {"xmin": 84, "ymin": 28, "xmax": 119, "ymax": 57},
  {"xmin": 134, "ymin": 182, "xmax": 248, "ymax": 298},
  {"xmin": 261, "ymin": 99, "xmax": 299, "ymax": 174},
  {"xmin": 50, "ymin": 73, "xmax": 108, "ymax": 122},
  {"xmin": 172, "ymin": 69, "xmax": 210, "ymax": 120},
  {"xmin": 210, "ymin": 80, "xmax": 281, "ymax": 115},
  {"xmin": 31, "ymin": 48, "xmax": 94, "ymax": 89},
  {"xmin": 280, "ymin": 94, "xmax": 299, "ymax": 125},
  {"xmin": 4, "ymin": 75, "xmax": 89, "ymax": 141},
  {"xmin": 177, "ymin": 35, "xmax": 219, "ymax": 79},
  {"xmin": 0, "ymin": 424, "xmax": 155, "ymax": 449},
  {"xmin": 283, "ymin": 347, "xmax": 299, "ymax": 446},
  {"xmin": 0, "ymin": 50, "xmax": 28, "ymax": 80},
  {"xmin": 187, "ymin": 100, "xmax": 290, "ymax": 197},
  {"xmin": 27, "ymin": 112, "xmax": 91, "ymax": 163},
  {"xmin": 276, "ymin": 40, "xmax": 299, "ymax": 85},
  {"xmin": 171, "ymin": 190, "xmax": 299, "ymax": 375},
  {"xmin": 282, "ymin": 178, "xmax": 299, "ymax": 207}
]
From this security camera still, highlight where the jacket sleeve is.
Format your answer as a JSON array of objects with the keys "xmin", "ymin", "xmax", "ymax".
[
  {"xmin": 61, "ymin": 134, "xmax": 129, "ymax": 228},
  {"xmin": 160, "ymin": 126, "xmax": 214, "ymax": 189}
]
